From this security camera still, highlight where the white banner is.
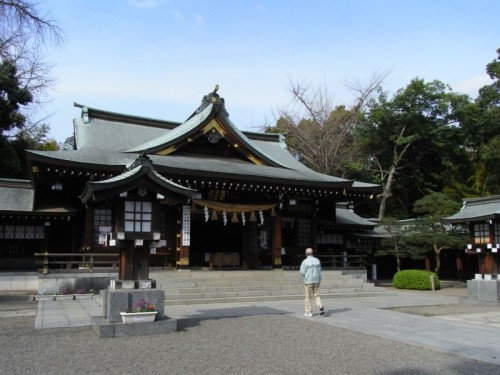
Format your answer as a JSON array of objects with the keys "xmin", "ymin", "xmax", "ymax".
[{"xmin": 182, "ymin": 205, "xmax": 191, "ymax": 246}]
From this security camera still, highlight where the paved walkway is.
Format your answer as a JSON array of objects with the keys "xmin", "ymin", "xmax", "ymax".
[{"xmin": 30, "ymin": 290, "xmax": 500, "ymax": 366}]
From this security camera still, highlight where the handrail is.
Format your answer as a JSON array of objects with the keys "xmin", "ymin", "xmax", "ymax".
[
  {"xmin": 316, "ymin": 254, "xmax": 366, "ymax": 269},
  {"xmin": 34, "ymin": 252, "xmax": 119, "ymax": 274}
]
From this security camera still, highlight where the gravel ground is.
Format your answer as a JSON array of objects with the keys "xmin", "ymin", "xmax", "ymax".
[{"xmin": 1, "ymin": 314, "xmax": 499, "ymax": 375}]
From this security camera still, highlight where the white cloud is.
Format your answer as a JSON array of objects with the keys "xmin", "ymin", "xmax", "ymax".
[
  {"xmin": 170, "ymin": 10, "xmax": 184, "ymax": 20},
  {"xmin": 194, "ymin": 13, "xmax": 203, "ymax": 24},
  {"xmin": 453, "ymin": 74, "xmax": 492, "ymax": 97},
  {"xmin": 127, "ymin": 0, "xmax": 166, "ymax": 9}
]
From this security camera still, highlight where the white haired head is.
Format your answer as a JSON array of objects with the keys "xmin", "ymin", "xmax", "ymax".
[{"xmin": 305, "ymin": 248, "xmax": 313, "ymax": 256}]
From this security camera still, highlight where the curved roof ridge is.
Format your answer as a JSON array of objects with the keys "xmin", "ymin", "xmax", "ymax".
[
  {"xmin": 125, "ymin": 104, "xmax": 214, "ymax": 153},
  {"xmin": 222, "ymin": 115, "xmax": 288, "ymax": 168},
  {"xmin": 79, "ymin": 158, "xmax": 200, "ymax": 203}
]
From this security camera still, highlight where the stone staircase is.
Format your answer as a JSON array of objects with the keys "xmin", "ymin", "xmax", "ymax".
[{"xmin": 150, "ymin": 270, "xmax": 395, "ymax": 305}]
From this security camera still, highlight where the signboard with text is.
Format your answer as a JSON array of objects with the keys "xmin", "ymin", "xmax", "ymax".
[{"xmin": 182, "ymin": 205, "xmax": 191, "ymax": 246}]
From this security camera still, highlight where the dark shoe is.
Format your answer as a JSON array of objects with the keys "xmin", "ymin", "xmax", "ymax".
[{"xmin": 319, "ymin": 306, "xmax": 325, "ymax": 316}]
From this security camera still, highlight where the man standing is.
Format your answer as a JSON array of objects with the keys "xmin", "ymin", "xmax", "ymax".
[{"xmin": 300, "ymin": 247, "xmax": 325, "ymax": 317}]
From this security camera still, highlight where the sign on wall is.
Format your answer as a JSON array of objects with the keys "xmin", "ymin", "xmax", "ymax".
[{"xmin": 182, "ymin": 205, "xmax": 191, "ymax": 246}]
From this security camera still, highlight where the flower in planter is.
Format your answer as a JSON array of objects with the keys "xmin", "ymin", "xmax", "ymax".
[{"xmin": 126, "ymin": 298, "xmax": 156, "ymax": 313}]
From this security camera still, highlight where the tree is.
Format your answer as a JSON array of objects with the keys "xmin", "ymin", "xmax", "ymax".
[
  {"xmin": 376, "ymin": 217, "xmax": 428, "ymax": 272},
  {"xmin": 456, "ymin": 48, "xmax": 500, "ymax": 196},
  {"xmin": 0, "ymin": 0, "xmax": 61, "ymax": 137},
  {"xmin": 0, "ymin": 1, "xmax": 61, "ymax": 178},
  {"xmin": 266, "ymin": 73, "xmax": 387, "ymax": 178},
  {"xmin": 0, "ymin": 59, "xmax": 32, "ymax": 134},
  {"xmin": 357, "ymin": 79, "xmax": 470, "ymax": 220},
  {"xmin": 405, "ymin": 192, "xmax": 467, "ymax": 275}
]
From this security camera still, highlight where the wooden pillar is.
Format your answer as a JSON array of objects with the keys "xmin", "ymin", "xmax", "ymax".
[
  {"xmin": 425, "ymin": 256, "xmax": 431, "ymax": 271},
  {"xmin": 119, "ymin": 246, "xmax": 150, "ymax": 280},
  {"xmin": 272, "ymin": 214, "xmax": 282, "ymax": 268},
  {"xmin": 83, "ymin": 207, "xmax": 93, "ymax": 251},
  {"xmin": 484, "ymin": 252, "xmax": 495, "ymax": 274},
  {"xmin": 456, "ymin": 254, "xmax": 463, "ymax": 280},
  {"xmin": 478, "ymin": 253, "xmax": 485, "ymax": 274},
  {"xmin": 311, "ymin": 212, "xmax": 318, "ymax": 250},
  {"xmin": 137, "ymin": 248, "xmax": 150, "ymax": 280},
  {"xmin": 119, "ymin": 246, "xmax": 134, "ymax": 280}
]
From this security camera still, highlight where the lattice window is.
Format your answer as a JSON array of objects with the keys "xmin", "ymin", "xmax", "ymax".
[
  {"xmin": 317, "ymin": 232, "xmax": 343, "ymax": 244},
  {"xmin": 0, "ymin": 225, "xmax": 44, "ymax": 240},
  {"xmin": 494, "ymin": 223, "xmax": 500, "ymax": 244},
  {"xmin": 93, "ymin": 208, "xmax": 112, "ymax": 245},
  {"xmin": 124, "ymin": 201, "xmax": 152, "ymax": 232},
  {"xmin": 473, "ymin": 223, "xmax": 490, "ymax": 244},
  {"xmin": 297, "ymin": 219, "xmax": 311, "ymax": 247}
]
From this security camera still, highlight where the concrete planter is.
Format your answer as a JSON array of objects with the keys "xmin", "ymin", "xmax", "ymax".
[{"xmin": 120, "ymin": 311, "xmax": 157, "ymax": 323}]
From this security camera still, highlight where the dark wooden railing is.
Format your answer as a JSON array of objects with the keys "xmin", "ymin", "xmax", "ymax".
[
  {"xmin": 34, "ymin": 252, "xmax": 119, "ymax": 274},
  {"xmin": 316, "ymin": 254, "xmax": 366, "ymax": 270}
]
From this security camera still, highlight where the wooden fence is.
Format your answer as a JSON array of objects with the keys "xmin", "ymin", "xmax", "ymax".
[{"xmin": 34, "ymin": 252, "xmax": 119, "ymax": 274}]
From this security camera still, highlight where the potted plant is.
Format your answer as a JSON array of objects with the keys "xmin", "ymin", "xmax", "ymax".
[{"xmin": 120, "ymin": 298, "xmax": 157, "ymax": 323}]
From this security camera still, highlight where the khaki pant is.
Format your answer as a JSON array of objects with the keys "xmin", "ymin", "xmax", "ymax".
[{"xmin": 304, "ymin": 283, "xmax": 322, "ymax": 313}]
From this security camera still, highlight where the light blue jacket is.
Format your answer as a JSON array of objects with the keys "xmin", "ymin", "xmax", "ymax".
[{"xmin": 300, "ymin": 255, "xmax": 322, "ymax": 284}]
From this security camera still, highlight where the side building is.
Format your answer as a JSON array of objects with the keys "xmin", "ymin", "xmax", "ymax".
[
  {"xmin": 0, "ymin": 89, "xmax": 382, "ymax": 272},
  {"xmin": 445, "ymin": 195, "xmax": 500, "ymax": 277}
]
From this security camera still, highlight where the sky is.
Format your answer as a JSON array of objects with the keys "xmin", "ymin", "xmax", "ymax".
[{"xmin": 38, "ymin": 0, "xmax": 500, "ymax": 143}]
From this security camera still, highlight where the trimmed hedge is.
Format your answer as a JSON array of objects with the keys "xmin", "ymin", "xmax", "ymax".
[{"xmin": 392, "ymin": 269, "xmax": 440, "ymax": 290}]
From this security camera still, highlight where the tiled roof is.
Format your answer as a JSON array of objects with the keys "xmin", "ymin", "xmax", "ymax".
[
  {"xmin": 0, "ymin": 179, "xmax": 34, "ymax": 211},
  {"xmin": 26, "ymin": 90, "xmax": 381, "ymax": 193},
  {"xmin": 336, "ymin": 207, "xmax": 376, "ymax": 227},
  {"xmin": 126, "ymin": 104, "xmax": 214, "ymax": 153},
  {"xmin": 444, "ymin": 195, "xmax": 500, "ymax": 223},
  {"xmin": 79, "ymin": 156, "xmax": 200, "ymax": 203},
  {"xmin": 0, "ymin": 179, "xmax": 76, "ymax": 214}
]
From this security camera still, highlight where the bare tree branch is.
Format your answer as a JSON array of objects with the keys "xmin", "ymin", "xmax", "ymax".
[
  {"xmin": 0, "ymin": 0, "xmax": 62, "ymax": 134},
  {"xmin": 272, "ymin": 73, "xmax": 387, "ymax": 178}
]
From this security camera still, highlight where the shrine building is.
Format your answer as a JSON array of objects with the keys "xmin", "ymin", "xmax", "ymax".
[{"xmin": 0, "ymin": 88, "xmax": 381, "ymax": 272}]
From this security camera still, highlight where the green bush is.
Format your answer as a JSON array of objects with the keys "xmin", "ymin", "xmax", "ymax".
[{"xmin": 392, "ymin": 269, "xmax": 440, "ymax": 290}]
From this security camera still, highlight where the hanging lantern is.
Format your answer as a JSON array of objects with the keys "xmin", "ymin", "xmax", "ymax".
[
  {"xmin": 231, "ymin": 212, "xmax": 239, "ymax": 223},
  {"xmin": 210, "ymin": 210, "xmax": 219, "ymax": 221},
  {"xmin": 222, "ymin": 211, "xmax": 228, "ymax": 226},
  {"xmin": 259, "ymin": 210, "xmax": 264, "ymax": 225},
  {"xmin": 203, "ymin": 206, "xmax": 209, "ymax": 222},
  {"xmin": 271, "ymin": 207, "xmax": 276, "ymax": 217},
  {"xmin": 241, "ymin": 212, "xmax": 246, "ymax": 226},
  {"xmin": 249, "ymin": 211, "xmax": 257, "ymax": 222}
]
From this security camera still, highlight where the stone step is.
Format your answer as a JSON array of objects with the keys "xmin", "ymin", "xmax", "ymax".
[
  {"xmin": 162, "ymin": 281, "xmax": 368, "ymax": 294},
  {"xmin": 164, "ymin": 290, "xmax": 397, "ymax": 306},
  {"xmin": 151, "ymin": 270, "xmax": 350, "ymax": 280},
  {"xmin": 156, "ymin": 278, "xmax": 365, "ymax": 290},
  {"xmin": 151, "ymin": 270, "xmax": 389, "ymax": 306},
  {"xmin": 163, "ymin": 284, "xmax": 382, "ymax": 298}
]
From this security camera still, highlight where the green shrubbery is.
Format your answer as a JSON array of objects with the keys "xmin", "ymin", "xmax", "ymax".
[{"xmin": 392, "ymin": 269, "xmax": 440, "ymax": 290}]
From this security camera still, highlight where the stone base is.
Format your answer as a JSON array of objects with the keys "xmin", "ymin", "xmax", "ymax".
[
  {"xmin": 467, "ymin": 279, "xmax": 500, "ymax": 302},
  {"xmin": 109, "ymin": 279, "xmax": 157, "ymax": 290},
  {"xmin": 92, "ymin": 316, "xmax": 177, "ymax": 338},
  {"xmin": 103, "ymin": 288, "xmax": 165, "ymax": 323},
  {"xmin": 37, "ymin": 272, "xmax": 117, "ymax": 294}
]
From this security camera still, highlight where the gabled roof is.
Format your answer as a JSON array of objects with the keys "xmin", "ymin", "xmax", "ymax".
[
  {"xmin": 79, "ymin": 154, "xmax": 201, "ymax": 203},
  {"xmin": 26, "ymin": 88, "xmax": 381, "ymax": 194},
  {"xmin": 126, "ymin": 89, "xmax": 288, "ymax": 168},
  {"xmin": 0, "ymin": 179, "xmax": 34, "ymax": 212},
  {"xmin": 336, "ymin": 207, "xmax": 376, "ymax": 228},
  {"xmin": 444, "ymin": 195, "xmax": 500, "ymax": 224},
  {"xmin": 0, "ymin": 179, "xmax": 76, "ymax": 215}
]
